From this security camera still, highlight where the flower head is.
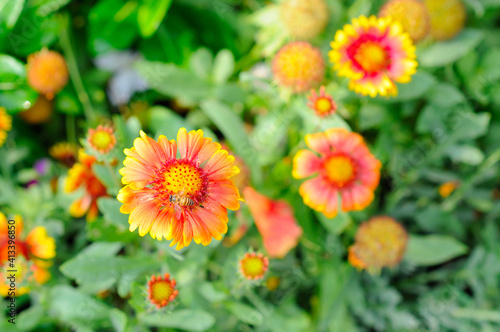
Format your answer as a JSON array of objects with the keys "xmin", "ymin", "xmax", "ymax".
[
  {"xmin": 292, "ymin": 128, "xmax": 381, "ymax": 218},
  {"xmin": 329, "ymin": 15, "xmax": 417, "ymax": 97},
  {"xmin": 239, "ymin": 252, "xmax": 269, "ymax": 280},
  {"xmin": 50, "ymin": 142, "xmax": 79, "ymax": 167},
  {"xmin": 65, "ymin": 149, "xmax": 108, "ymax": 221},
  {"xmin": 19, "ymin": 96, "xmax": 53, "ymax": 124},
  {"xmin": 439, "ymin": 181, "xmax": 459, "ymax": 198},
  {"xmin": 379, "ymin": 0, "xmax": 430, "ymax": 43},
  {"xmin": 27, "ymin": 49, "xmax": 69, "ymax": 100},
  {"xmin": 273, "ymin": 42, "xmax": 325, "ymax": 93},
  {"xmin": 244, "ymin": 187, "xmax": 302, "ymax": 258},
  {"xmin": 117, "ymin": 128, "xmax": 242, "ymax": 250},
  {"xmin": 280, "ymin": 0, "xmax": 329, "ymax": 40},
  {"xmin": 0, "ymin": 107, "xmax": 12, "ymax": 147},
  {"xmin": 307, "ymin": 86, "xmax": 337, "ymax": 117},
  {"xmin": 424, "ymin": 0, "xmax": 466, "ymax": 40},
  {"xmin": 87, "ymin": 125, "xmax": 117, "ymax": 154},
  {"xmin": 147, "ymin": 273, "xmax": 178, "ymax": 308},
  {"xmin": 348, "ymin": 216, "xmax": 408, "ymax": 270}
]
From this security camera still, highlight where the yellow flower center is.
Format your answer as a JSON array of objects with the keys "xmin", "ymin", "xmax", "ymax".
[
  {"xmin": 90, "ymin": 130, "xmax": 114, "ymax": 151},
  {"xmin": 354, "ymin": 42, "xmax": 390, "ymax": 73},
  {"xmin": 241, "ymin": 256, "xmax": 266, "ymax": 279},
  {"xmin": 150, "ymin": 280, "xmax": 174, "ymax": 303},
  {"xmin": 315, "ymin": 98, "xmax": 333, "ymax": 114},
  {"xmin": 323, "ymin": 155, "xmax": 356, "ymax": 187},
  {"xmin": 164, "ymin": 163, "xmax": 202, "ymax": 196}
]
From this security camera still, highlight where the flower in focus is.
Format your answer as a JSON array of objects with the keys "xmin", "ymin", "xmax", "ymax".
[
  {"xmin": 87, "ymin": 125, "xmax": 117, "ymax": 154},
  {"xmin": 0, "ymin": 107, "xmax": 12, "ymax": 147},
  {"xmin": 147, "ymin": 273, "xmax": 178, "ymax": 309},
  {"xmin": 379, "ymin": 0, "xmax": 430, "ymax": 43},
  {"xmin": 439, "ymin": 181, "xmax": 459, "ymax": 198},
  {"xmin": 280, "ymin": 0, "xmax": 329, "ymax": 40},
  {"xmin": 292, "ymin": 128, "xmax": 381, "ymax": 218},
  {"xmin": 27, "ymin": 49, "xmax": 69, "ymax": 100},
  {"xmin": 273, "ymin": 42, "xmax": 325, "ymax": 93},
  {"xmin": 329, "ymin": 15, "xmax": 417, "ymax": 97},
  {"xmin": 117, "ymin": 129, "xmax": 242, "ymax": 250},
  {"xmin": 0, "ymin": 213, "xmax": 55, "ymax": 295},
  {"xmin": 65, "ymin": 149, "xmax": 108, "ymax": 221},
  {"xmin": 424, "ymin": 0, "xmax": 466, "ymax": 40},
  {"xmin": 49, "ymin": 142, "xmax": 79, "ymax": 167},
  {"xmin": 239, "ymin": 252, "xmax": 269, "ymax": 280},
  {"xmin": 19, "ymin": 96, "xmax": 53, "ymax": 124},
  {"xmin": 307, "ymin": 86, "xmax": 337, "ymax": 118},
  {"xmin": 348, "ymin": 216, "xmax": 408, "ymax": 271},
  {"xmin": 244, "ymin": 187, "xmax": 302, "ymax": 258}
]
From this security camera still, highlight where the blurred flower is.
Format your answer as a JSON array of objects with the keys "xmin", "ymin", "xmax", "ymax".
[
  {"xmin": 239, "ymin": 252, "xmax": 269, "ymax": 280},
  {"xmin": 65, "ymin": 149, "xmax": 108, "ymax": 222},
  {"xmin": 348, "ymin": 216, "xmax": 408, "ymax": 271},
  {"xmin": 0, "ymin": 107, "xmax": 12, "ymax": 147},
  {"xmin": 94, "ymin": 51, "xmax": 148, "ymax": 106},
  {"xmin": 439, "ymin": 181, "xmax": 459, "ymax": 198},
  {"xmin": 243, "ymin": 187, "xmax": 302, "ymax": 258},
  {"xmin": 307, "ymin": 86, "xmax": 337, "ymax": 118},
  {"xmin": 273, "ymin": 42, "xmax": 325, "ymax": 93},
  {"xmin": 0, "ymin": 213, "xmax": 55, "ymax": 296},
  {"xmin": 329, "ymin": 15, "xmax": 417, "ymax": 97},
  {"xmin": 424, "ymin": 0, "xmax": 466, "ymax": 40},
  {"xmin": 49, "ymin": 142, "xmax": 79, "ymax": 167},
  {"xmin": 0, "ymin": 258, "xmax": 31, "ymax": 297},
  {"xmin": 292, "ymin": 128, "xmax": 381, "ymax": 217},
  {"xmin": 223, "ymin": 222, "xmax": 249, "ymax": 247},
  {"xmin": 379, "ymin": 0, "xmax": 430, "ymax": 43},
  {"xmin": 221, "ymin": 143, "xmax": 250, "ymax": 193},
  {"xmin": 34, "ymin": 158, "xmax": 51, "ymax": 176},
  {"xmin": 280, "ymin": 0, "xmax": 329, "ymax": 40},
  {"xmin": 147, "ymin": 273, "xmax": 178, "ymax": 309},
  {"xmin": 87, "ymin": 124, "xmax": 117, "ymax": 154},
  {"xmin": 19, "ymin": 95, "xmax": 53, "ymax": 124},
  {"xmin": 266, "ymin": 276, "xmax": 280, "ymax": 291},
  {"xmin": 27, "ymin": 49, "xmax": 69, "ymax": 100},
  {"xmin": 117, "ymin": 129, "xmax": 242, "ymax": 250}
]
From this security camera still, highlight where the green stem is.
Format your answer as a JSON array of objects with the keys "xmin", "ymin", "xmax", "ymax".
[
  {"xmin": 66, "ymin": 115, "xmax": 77, "ymax": 144},
  {"xmin": 58, "ymin": 13, "xmax": 96, "ymax": 124}
]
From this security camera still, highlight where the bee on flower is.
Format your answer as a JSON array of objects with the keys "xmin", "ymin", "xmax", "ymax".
[{"xmin": 117, "ymin": 128, "xmax": 242, "ymax": 250}]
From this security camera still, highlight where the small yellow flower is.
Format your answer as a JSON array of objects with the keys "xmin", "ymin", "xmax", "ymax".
[
  {"xmin": 87, "ymin": 125, "xmax": 117, "ymax": 154},
  {"xmin": 239, "ymin": 252, "xmax": 269, "ymax": 280},
  {"xmin": 147, "ymin": 273, "xmax": 178, "ymax": 309},
  {"xmin": 307, "ymin": 86, "xmax": 337, "ymax": 118}
]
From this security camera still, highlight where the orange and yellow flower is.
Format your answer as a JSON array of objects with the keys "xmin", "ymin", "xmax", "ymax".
[
  {"xmin": 0, "ymin": 107, "xmax": 12, "ymax": 147},
  {"xmin": 273, "ymin": 42, "xmax": 325, "ymax": 93},
  {"xmin": 50, "ymin": 142, "xmax": 79, "ymax": 167},
  {"xmin": 117, "ymin": 128, "xmax": 242, "ymax": 250},
  {"xmin": 0, "ymin": 213, "xmax": 55, "ymax": 296},
  {"xmin": 87, "ymin": 125, "xmax": 117, "ymax": 154},
  {"xmin": 439, "ymin": 181, "xmax": 459, "ymax": 198},
  {"xmin": 147, "ymin": 273, "xmax": 178, "ymax": 309},
  {"xmin": 307, "ymin": 86, "xmax": 337, "ymax": 118},
  {"xmin": 65, "ymin": 150, "xmax": 108, "ymax": 221},
  {"xmin": 239, "ymin": 252, "xmax": 269, "ymax": 280},
  {"xmin": 244, "ymin": 187, "xmax": 302, "ymax": 258},
  {"xmin": 348, "ymin": 216, "xmax": 408, "ymax": 271},
  {"xmin": 280, "ymin": 0, "xmax": 329, "ymax": 40},
  {"xmin": 27, "ymin": 49, "xmax": 69, "ymax": 100},
  {"xmin": 379, "ymin": 0, "xmax": 430, "ymax": 43},
  {"xmin": 292, "ymin": 128, "xmax": 381, "ymax": 218},
  {"xmin": 329, "ymin": 15, "xmax": 417, "ymax": 97},
  {"xmin": 19, "ymin": 95, "xmax": 53, "ymax": 124},
  {"xmin": 424, "ymin": 0, "xmax": 466, "ymax": 40}
]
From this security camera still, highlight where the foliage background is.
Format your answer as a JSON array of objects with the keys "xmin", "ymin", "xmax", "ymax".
[{"xmin": 1, "ymin": 0, "xmax": 500, "ymax": 331}]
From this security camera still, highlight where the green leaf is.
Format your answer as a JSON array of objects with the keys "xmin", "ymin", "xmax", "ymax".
[
  {"xmin": 381, "ymin": 72, "xmax": 437, "ymax": 102},
  {"xmin": 0, "ymin": 88, "xmax": 38, "ymax": 113},
  {"xmin": 97, "ymin": 197, "xmax": 129, "ymax": 230},
  {"xmin": 315, "ymin": 210, "xmax": 352, "ymax": 235},
  {"xmin": 358, "ymin": 103, "xmax": 388, "ymax": 130},
  {"xmin": 445, "ymin": 144, "xmax": 484, "ymax": 165},
  {"xmin": 224, "ymin": 301, "xmax": 264, "ymax": 326},
  {"xmin": 35, "ymin": 0, "xmax": 71, "ymax": 16},
  {"xmin": 418, "ymin": 29, "xmax": 484, "ymax": 67},
  {"xmin": 212, "ymin": 49, "xmax": 235, "ymax": 85},
  {"xmin": 0, "ymin": 54, "xmax": 26, "ymax": 83},
  {"xmin": 148, "ymin": 105, "xmax": 190, "ymax": 140},
  {"xmin": 137, "ymin": 0, "xmax": 172, "ymax": 38},
  {"xmin": 405, "ymin": 234, "xmax": 468, "ymax": 266},
  {"xmin": 189, "ymin": 48, "xmax": 213, "ymax": 80},
  {"xmin": 426, "ymin": 83, "xmax": 466, "ymax": 107},
  {"xmin": 453, "ymin": 112, "xmax": 490, "ymax": 140},
  {"xmin": 140, "ymin": 309, "xmax": 216, "ymax": 331},
  {"xmin": 17, "ymin": 305, "xmax": 44, "ymax": 331},
  {"xmin": 109, "ymin": 308, "xmax": 128, "ymax": 332},
  {"xmin": 136, "ymin": 61, "xmax": 211, "ymax": 101},
  {"xmin": 0, "ymin": 0, "xmax": 25, "ymax": 29}
]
